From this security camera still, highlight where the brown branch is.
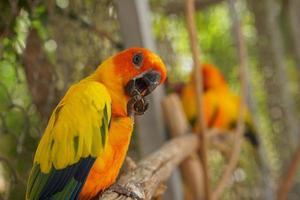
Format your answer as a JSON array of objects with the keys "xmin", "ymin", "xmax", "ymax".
[
  {"xmin": 99, "ymin": 134, "xmax": 199, "ymax": 200},
  {"xmin": 277, "ymin": 143, "xmax": 300, "ymax": 200},
  {"xmin": 185, "ymin": 0, "xmax": 211, "ymax": 199},
  {"xmin": 161, "ymin": 0, "xmax": 225, "ymax": 15},
  {"xmin": 212, "ymin": 0, "xmax": 247, "ymax": 199},
  {"xmin": 55, "ymin": 6, "xmax": 123, "ymax": 50},
  {"xmin": 162, "ymin": 94, "xmax": 204, "ymax": 200},
  {"xmin": 209, "ymin": 134, "xmax": 232, "ymax": 158},
  {"xmin": 22, "ymin": 28, "xmax": 58, "ymax": 122},
  {"xmin": 123, "ymin": 157, "xmax": 138, "ymax": 172},
  {"xmin": 212, "ymin": 134, "xmax": 243, "ymax": 200}
]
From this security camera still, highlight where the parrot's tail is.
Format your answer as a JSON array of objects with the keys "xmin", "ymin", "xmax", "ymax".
[{"xmin": 243, "ymin": 123, "xmax": 259, "ymax": 148}]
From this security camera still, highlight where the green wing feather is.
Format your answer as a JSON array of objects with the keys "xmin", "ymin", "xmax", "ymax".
[{"xmin": 26, "ymin": 80, "xmax": 111, "ymax": 200}]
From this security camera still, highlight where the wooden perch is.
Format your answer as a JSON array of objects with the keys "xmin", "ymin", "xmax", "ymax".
[
  {"xmin": 162, "ymin": 94, "xmax": 204, "ymax": 200},
  {"xmin": 99, "ymin": 134, "xmax": 199, "ymax": 200}
]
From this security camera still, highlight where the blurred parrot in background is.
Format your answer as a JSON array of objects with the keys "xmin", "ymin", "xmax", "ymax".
[
  {"xmin": 180, "ymin": 63, "xmax": 259, "ymax": 147},
  {"xmin": 26, "ymin": 48, "xmax": 167, "ymax": 200}
]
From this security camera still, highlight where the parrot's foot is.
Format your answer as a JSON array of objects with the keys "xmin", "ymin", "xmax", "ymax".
[
  {"xmin": 127, "ymin": 89, "xmax": 148, "ymax": 116},
  {"xmin": 108, "ymin": 183, "xmax": 143, "ymax": 200}
]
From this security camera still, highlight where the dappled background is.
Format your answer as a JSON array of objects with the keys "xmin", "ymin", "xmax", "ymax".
[{"xmin": 0, "ymin": 0, "xmax": 300, "ymax": 199}]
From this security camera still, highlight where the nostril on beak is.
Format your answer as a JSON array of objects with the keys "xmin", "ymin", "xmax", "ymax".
[
  {"xmin": 144, "ymin": 70, "xmax": 161, "ymax": 84},
  {"xmin": 125, "ymin": 70, "xmax": 162, "ymax": 98}
]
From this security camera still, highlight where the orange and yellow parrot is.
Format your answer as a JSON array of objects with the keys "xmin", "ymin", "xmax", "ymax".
[
  {"xmin": 180, "ymin": 63, "xmax": 258, "ymax": 146},
  {"xmin": 26, "ymin": 48, "xmax": 167, "ymax": 200}
]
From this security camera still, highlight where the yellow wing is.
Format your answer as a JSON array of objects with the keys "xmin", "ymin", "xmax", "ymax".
[{"xmin": 26, "ymin": 80, "xmax": 111, "ymax": 200}]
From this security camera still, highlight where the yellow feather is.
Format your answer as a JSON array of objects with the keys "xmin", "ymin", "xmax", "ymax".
[{"xmin": 34, "ymin": 80, "xmax": 111, "ymax": 173}]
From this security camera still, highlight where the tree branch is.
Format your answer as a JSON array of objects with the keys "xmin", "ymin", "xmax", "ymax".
[
  {"xmin": 55, "ymin": 6, "xmax": 124, "ymax": 50},
  {"xmin": 277, "ymin": 143, "xmax": 300, "ymax": 200},
  {"xmin": 22, "ymin": 28, "xmax": 58, "ymax": 122},
  {"xmin": 185, "ymin": 0, "xmax": 211, "ymax": 199},
  {"xmin": 162, "ymin": 94, "xmax": 204, "ymax": 200},
  {"xmin": 99, "ymin": 134, "xmax": 199, "ymax": 200},
  {"xmin": 161, "ymin": 0, "xmax": 225, "ymax": 15},
  {"xmin": 212, "ymin": 0, "xmax": 247, "ymax": 199}
]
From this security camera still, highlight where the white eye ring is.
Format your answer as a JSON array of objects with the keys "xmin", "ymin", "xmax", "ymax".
[{"xmin": 132, "ymin": 52, "xmax": 144, "ymax": 68}]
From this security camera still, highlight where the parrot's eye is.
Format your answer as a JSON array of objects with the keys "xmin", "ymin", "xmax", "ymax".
[{"xmin": 132, "ymin": 53, "xmax": 143, "ymax": 68}]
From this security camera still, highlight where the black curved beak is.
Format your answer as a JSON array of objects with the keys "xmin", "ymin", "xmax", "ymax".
[{"xmin": 125, "ymin": 70, "xmax": 161, "ymax": 97}]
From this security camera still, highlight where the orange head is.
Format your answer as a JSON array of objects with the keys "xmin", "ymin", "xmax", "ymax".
[
  {"xmin": 113, "ymin": 48, "xmax": 166, "ymax": 95},
  {"xmin": 201, "ymin": 63, "xmax": 227, "ymax": 91},
  {"xmin": 92, "ymin": 48, "xmax": 167, "ymax": 116}
]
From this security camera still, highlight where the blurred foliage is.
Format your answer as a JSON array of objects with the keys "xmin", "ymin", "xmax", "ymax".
[
  {"xmin": 0, "ymin": 0, "xmax": 121, "ymax": 199},
  {"xmin": 0, "ymin": 0, "xmax": 299, "ymax": 199},
  {"xmin": 151, "ymin": 0, "xmax": 300, "ymax": 199}
]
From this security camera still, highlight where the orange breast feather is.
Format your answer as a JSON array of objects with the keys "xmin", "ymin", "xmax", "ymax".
[{"xmin": 79, "ymin": 117, "xmax": 133, "ymax": 200}]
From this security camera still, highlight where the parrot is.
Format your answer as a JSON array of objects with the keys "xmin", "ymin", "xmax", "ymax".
[
  {"xmin": 26, "ymin": 48, "xmax": 167, "ymax": 200},
  {"xmin": 180, "ymin": 63, "xmax": 258, "ymax": 147}
]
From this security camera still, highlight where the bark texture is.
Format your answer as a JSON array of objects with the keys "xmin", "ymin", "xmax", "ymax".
[
  {"xmin": 100, "ymin": 134, "xmax": 199, "ymax": 200},
  {"xmin": 162, "ymin": 94, "xmax": 204, "ymax": 200},
  {"xmin": 22, "ymin": 29, "xmax": 58, "ymax": 121},
  {"xmin": 185, "ymin": 0, "xmax": 211, "ymax": 198},
  {"xmin": 287, "ymin": 0, "xmax": 300, "ymax": 70},
  {"xmin": 247, "ymin": 0, "xmax": 299, "ymax": 162}
]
